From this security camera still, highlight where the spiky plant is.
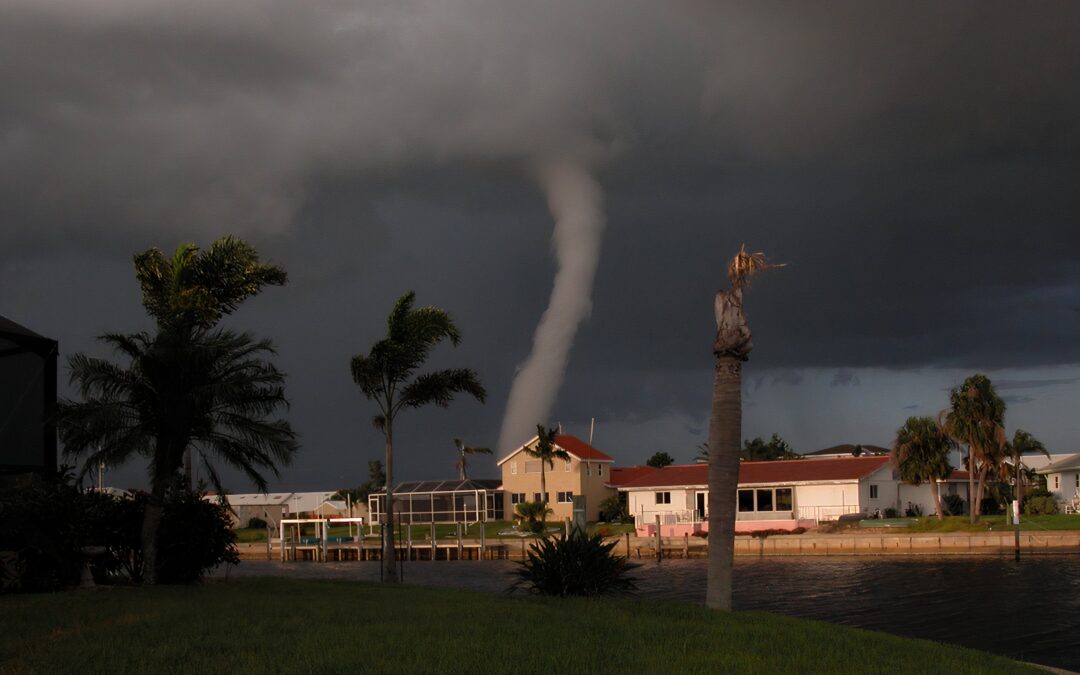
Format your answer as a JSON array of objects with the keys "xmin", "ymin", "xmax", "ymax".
[{"xmin": 510, "ymin": 528, "xmax": 638, "ymax": 596}]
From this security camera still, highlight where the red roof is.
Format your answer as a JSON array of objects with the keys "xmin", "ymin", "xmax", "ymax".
[
  {"xmin": 554, "ymin": 435, "xmax": 614, "ymax": 462},
  {"xmin": 608, "ymin": 465, "xmax": 658, "ymax": 487},
  {"xmin": 618, "ymin": 456, "xmax": 892, "ymax": 489}
]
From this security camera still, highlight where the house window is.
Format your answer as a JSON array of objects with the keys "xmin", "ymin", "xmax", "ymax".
[
  {"xmin": 557, "ymin": 491, "xmax": 573, "ymax": 503},
  {"xmin": 525, "ymin": 461, "xmax": 541, "ymax": 474},
  {"xmin": 586, "ymin": 463, "xmax": 591, "ymax": 476},
  {"xmin": 1075, "ymin": 474, "xmax": 1079, "ymax": 489},
  {"xmin": 533, "ymin": 492, "xmax": 549, "ymax": 503},
  {"xmin": 756, "ymin": 489, "xmax": 773, "ymax": 512},
  {"xmin": 598, "ymin": 464, "xmax": 604, "ymax": 476},
  {"xmin": 510, "ymin": 462, "xmax": 517, "ymax": 475},
  {"xmin": 564, "ymin": 460, "xmax": 571, "ymax": 472},
  {"xmin": 655, "ymin": 491, "xmax": 671, "ymax": 505},
  {"xmin": 1054, "ymin": 476, "xmax": 1060, "ymax": 490},
  {"xmin": 775, "ymin": 488, "xmax": 793, "ymax": 511},
  {"xmin": 738, "ymin": 489, "xmax": 754, "ymax": 512},
  {"xmin": 510, "ymin": 493, "xmax": 526, "ymax": 505},
  {"xmin": 870, "ymin": 485, "xmax": 879, "ymax": 499}
]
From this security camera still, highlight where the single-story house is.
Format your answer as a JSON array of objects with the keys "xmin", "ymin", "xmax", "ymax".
[
  {"xmin": 205, "ymin": 491, "xmax": 338, "ymax": 528},
  {"xmin": 618, "ymin": 456, "xmax": 970, "ymax": 536},
  {"xmin": 1037, "ymin": 453, "xmax": 1080, "ymax": 511}
]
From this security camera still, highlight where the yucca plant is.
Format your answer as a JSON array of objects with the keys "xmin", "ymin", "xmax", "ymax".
[{"xmin": 510, "ymin": 528, "xmax": 638, "ymax": 597}]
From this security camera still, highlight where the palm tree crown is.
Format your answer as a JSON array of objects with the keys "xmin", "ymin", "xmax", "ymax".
[
  {"xmin": 454, "ymin": 438, "xmax": 492, "ymax": 481},
  {"xmin": 521, "ymin": 425, "xmax": 570, "ymax": 512},
  {"xmin": 892, "ymin": 416, "xmax": 953, "ymax": 519},
  {"xmin": 942, "ymin": 374, "xmax": 1005, "ymax": 522}
]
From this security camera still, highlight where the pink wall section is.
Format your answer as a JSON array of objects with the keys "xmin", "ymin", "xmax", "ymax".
[{"xmin": 636, "ymin": 519, "xmax": 816, "ymax": 537}]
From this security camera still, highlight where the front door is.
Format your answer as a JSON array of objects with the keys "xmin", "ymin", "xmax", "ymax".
[{"xmin": 696, "ymin": 492, "xmax": 706, "ymax": 520}]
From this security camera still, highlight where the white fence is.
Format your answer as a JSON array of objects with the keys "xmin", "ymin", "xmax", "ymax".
[{"xmin": 795, "ymin": 505, "xmax": 862, "ymax": 522}]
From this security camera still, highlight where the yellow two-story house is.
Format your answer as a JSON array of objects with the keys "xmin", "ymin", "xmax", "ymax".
[{"xmin": 497, "ymin": 434, "xmax": 616, "ymax": 521}]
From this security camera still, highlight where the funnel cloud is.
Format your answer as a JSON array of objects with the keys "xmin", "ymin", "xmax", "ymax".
[{"xmin": 497, "ymin": 159, "xmax": 606, "ymax": 452}]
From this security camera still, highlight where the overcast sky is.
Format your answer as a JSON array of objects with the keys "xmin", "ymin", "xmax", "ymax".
[{"xmin": 3, "ymin": 1, "xmax": 1080, "ymax": 492}]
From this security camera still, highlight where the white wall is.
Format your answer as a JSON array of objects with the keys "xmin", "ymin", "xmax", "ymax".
[
  {"xmin": 628, "ymin": 488, "xmax": 697, "ymax": 523},
  {"xmin": 1047, "ymin": 471, "xmax": 1080, "ymax": 502}
]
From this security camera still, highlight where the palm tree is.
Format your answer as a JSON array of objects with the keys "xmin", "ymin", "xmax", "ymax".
[
  {"xmin": 521, "ymin": 424, "xmax": 570, "ymax": 520},
  {"xmin": 454, "ymin": 438, "xmax": 492, "ymax": 481},
  {"xmin": 892, "ymin": 416, "xmax": 954, "ymax": 519},
  {"xmin": 1002, "ymin": 429, "xmax": 1047, "ymax": 511},
  {"xmin": 134, "ymin": 236, "xmax": 287, "ymax": 487},
  {"xmin": 694, "ymin": 442, "xmax": 709, "ymax": 464},
  {"xmin": 59, "ymin": 329, "xmax": 297, "ymax": 583},
  {"xmin": 942, "ymin": 374, "xmax": 1006, "ymax": 523},
  {"xmin": 707, "ymin": 246, "xmax": 782, "ymax": 611},
  {"xmin": 514, "ymin": 500, "xmax": 553, "ymax": 533},
  {"xmin": 350, "ymin": 292, "xmax": 486, "ymax": 583}
]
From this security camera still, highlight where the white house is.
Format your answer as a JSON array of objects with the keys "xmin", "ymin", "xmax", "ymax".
[
  {"xmin": 617, "ymin": 456, "xmax": 970, "ymax": 536},
  {"xmin": 205, "ymin": 491, "xmax": 338, "ymax": 528},
  {"xmin": 1037, "ymin": 453, "xmax": 1080, "ymax": 512}
]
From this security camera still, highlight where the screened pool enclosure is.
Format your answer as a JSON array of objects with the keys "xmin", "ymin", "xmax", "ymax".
[{"xmin": 368, "ymin": 479, "xmax": 504, "ymax": 524}]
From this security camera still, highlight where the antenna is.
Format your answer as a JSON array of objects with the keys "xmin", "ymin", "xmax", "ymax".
[{"xmin": 589, "ymin": 417, "xmax": 595, "ymax": 444}]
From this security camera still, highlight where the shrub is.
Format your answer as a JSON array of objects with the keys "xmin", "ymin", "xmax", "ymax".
[
  {"xmin": 247, "ymin": 517, "xmax": 268, "ymax": 530},
  {"xmin": 598, "ymin": 495, "xmax": 627, "ymax": 523},
  {"xmin": 980, "ymin": 496, "xmax": 1001, "ymax": 515},
  {"xmin": 904, "ymin": 504, "xmax": 924, "ymax": 517},
  {"xmin": 156, "ymin": 491, "xmax": 239, "ymax": 584},
  {"xmin": 510, "ymin": 528, "xmax": 637, "ymax": 597},
  {"xmin": 1024, "ymin": 495, "xmax": 1059, "ymax": 516},
  {"xmin": 942, "ymin": 494, "xmax": 966, "ymax": 516},
  {"xmin": 1022, "ymin": 487, "xmax": 1053, "ymax": 513},
  {"xmin": 883, "ymin": 508, "xmax": 899, "ymax": 519},
  {"xmin": 0, "ymin": 470, "xmax": 86, "ymax": 593}
]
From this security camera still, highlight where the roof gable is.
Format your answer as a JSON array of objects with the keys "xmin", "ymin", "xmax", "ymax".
[
  {"xmin": 1038, "ymin": 452, "xmax": 1080, "ymax": 474},
  {"xmin": 497, "ymin": 434, "xmax": 614, "ymax": 466}
]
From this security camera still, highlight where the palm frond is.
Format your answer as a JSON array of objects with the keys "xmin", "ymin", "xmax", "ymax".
[{"xmin": 727, "ymin": 244, "xmax": 784, "ymax": 290}]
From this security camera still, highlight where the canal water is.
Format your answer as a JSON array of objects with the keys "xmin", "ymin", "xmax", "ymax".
[{"xmin": 224, "ymin": 555, "xmax": 1080, "ymax": 671}]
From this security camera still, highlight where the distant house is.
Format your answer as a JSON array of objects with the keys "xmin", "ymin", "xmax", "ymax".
[
  {"xmin": 205, "ymin": 491, "xmax": 338, "ymax": 528},
  {"xmin": 498, "ymin": 434, "xmax": 615, "ymax": 521},
  {"xmin": 1037, "ymin": 453, "xmax": 1080, "ymax": 510},
  {"xmin": 617, "ymin": 456, "xmax": 970, "ymax": 536}
]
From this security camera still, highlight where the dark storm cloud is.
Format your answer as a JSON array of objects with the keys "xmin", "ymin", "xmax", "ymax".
[{"xmin": 3, "ymin": 1, "xmax": 1080, "ymax": 487}]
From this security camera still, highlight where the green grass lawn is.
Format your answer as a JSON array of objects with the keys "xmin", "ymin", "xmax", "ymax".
[
  {"xmin": 0, "ymin": 578, "xmax": 1036, "ymax": 674},
  {"xmin": 904, "ymin": 514, "xmax": 1080, "ymax": 533},
  {"xmin": 236, "ymin": 520, "xmax": 637, "ymax": 543}
]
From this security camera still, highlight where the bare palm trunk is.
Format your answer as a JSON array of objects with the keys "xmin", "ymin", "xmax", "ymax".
[
  {"xmin": 382, "ymin": 425, "xmax": 398, "ymax": 583},
  {"xmin": 974, "ymin": 465, "xmax": 989, "ymax": 520},
  {"xmin": 707, "ymin": 356, "xmax": 742, "ymax": 611},
  {"xmin": 930, "ymin": 480, "xmax": 943, "ymax": 520},
  {"xmin": 459, "ymin": 451, "xmax": 466, "ymax": 481}
]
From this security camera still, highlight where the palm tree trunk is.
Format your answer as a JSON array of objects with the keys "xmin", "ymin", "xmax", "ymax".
[
  {"xmin": 968, "ymin": 449, "xmax": 977, "ymax": 524},
  {"xmin": 540, "ymin": 464, "xmax": 547, "ymax": 524},
  {"xmin": 459, "ymin": 451, "xmax": 466, "ymax": 481},
  {"xmin": 382, "ymin": 423, "xmax": 398, "ymax": 583},
  {"xmin": 706, "ymin": 355, "xmax": 742, "ymax": 611},
  {"xmin": 974, "ymin": 465, "xmax": 989, "ymax": 519},
  {"xmin": 141, "ymin": 479, "xmax": 167, "ymax": 585},
  {"xmin": 930, "ymin": 480, "xmax": 943, "ymax": 520}
]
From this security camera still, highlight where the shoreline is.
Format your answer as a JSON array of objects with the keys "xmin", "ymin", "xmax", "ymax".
[{"xmin": 235, "ymin": 529, "xmax": 1080, "ymax": 561}]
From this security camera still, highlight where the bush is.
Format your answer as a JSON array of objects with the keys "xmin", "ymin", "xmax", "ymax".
[
  {"xmin": 980, "ymin": 496, "xmax": 1001, "ymax": 515},
  {"xmin": 247, "ymin": 517, "xmax": 268, "ymax": 530},
  {"xmin": 510, "ymin": 528, "xmax": 638, "ymax": 597},
  {"xmin": 883, "ymin": 508, "xmax": 899, "ymax": 519},
  {"xmin": 904, "ymin": 504, "xmax": 923, "ymax": 517},
  {"xmin": 1024, "ymin": 495, "xmax": 1059, "ymax": 516},
  {"xmin": 156, "ymin": 491, "xmax": 239, "ymax": 584},
  {"xmin": 1022, "ymin": 487, "xmax": 1053, "ymax": 513},
  {"xmin": 0, "ymin": 470, "xmax": 87, "ymax": 593},
  {"xmin": 942, "ymin": 494, "xmax": 966, "ymax": 516},
  {"xmin": 598, "ymin": 495, "xmax": 627, "ymax": 523}
]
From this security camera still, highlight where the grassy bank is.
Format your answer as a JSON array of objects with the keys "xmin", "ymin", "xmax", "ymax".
[
  {"xmin": 1, "ymin": 579, "xmax": 1036, "ymax": 674},
  {"xmin": 904, "ymin": 515, "xmax": 1080, "ymax": 532}
]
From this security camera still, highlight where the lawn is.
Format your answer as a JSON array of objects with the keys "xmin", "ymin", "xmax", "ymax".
[
  {"xmin": 904, "ymin": 514, "xmax": 1080, "ymax": 533},
  {"xmin": 235, "ymin": 520, "xmax": 637, "ymax": 543},
  {"xmin": 0, "ymin": 579, "xmax": 1037, "ymax": 674}
]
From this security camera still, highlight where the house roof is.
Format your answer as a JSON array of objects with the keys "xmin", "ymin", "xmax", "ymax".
[
  {"xmin": 608, "ymin": 465, "xmax": 658, "ymax": 487},
  {"xmin": 803, "ymin": 444, "xmax": 890, "ymax": 458},
  {"xmin": 618, "ymin": 456, "xmax": 894, "ymax": 490},
  {"xmin": 1037, "ymin": 452, "xmax": 1080, "ymax": 474},
  {"xmin": 384, "ymin": 479, "xmax": 502, "ymax": 494},
  {"xmin": 496, "ymin": 434, "xmax": 614, "ymax": 466}
]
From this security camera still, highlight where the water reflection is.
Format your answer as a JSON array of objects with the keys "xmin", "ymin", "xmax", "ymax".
[{"xmin": 226, "ymin": 556, "xmax": 1080, "ymax": 670}]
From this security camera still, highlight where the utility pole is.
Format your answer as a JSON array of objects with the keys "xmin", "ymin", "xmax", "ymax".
[{"xmin": 1014, "ymin": 446, "xmax": 1022, "ymax": 562}]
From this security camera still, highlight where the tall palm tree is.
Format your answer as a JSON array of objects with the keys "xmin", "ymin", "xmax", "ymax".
[
  {"xmin": 707, "ymin": 246, "xmax": 781, "ymax": 611},
  {"xmin": 521, "ymin": 424, "xmax": 570, "ymax": 520},
  {"xmin": 59, "ymin": 329, "xmax": 297, "ymax": 583},
  {"xmin": 453, "ymin": 438, "xmax": 492, "ymax": 481},
  {"xmin": 892, "ymin": 416, "xmax": 954, "ymax": 519},
  {"xmin": 134, "ymin": 236, "xmax": 287, "ymax": 487},
  {"xmin": 350, "ymin": 292, "xmax": 486, "ymax": 583},
  {"xmin": 942, "ymin": 374, "xmax": 1006, "ymax": 523},
  {"xmin": 1002, "ymin": 429, "xmax": 1047, "ymax": 510}
]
